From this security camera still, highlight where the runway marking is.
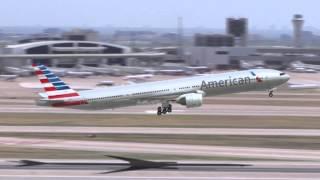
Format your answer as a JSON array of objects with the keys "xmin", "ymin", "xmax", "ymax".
[
  {"xmin": 145, "ymin": 110, "xmax": 156, "ymax": 114},
  {"xmin": 1, "ymin": 126, "xmax": 320, "ymax": 136},
  {"xmin": 1, "ymin": 137, "xmax": 320, "ymax": 160},
  {"xmin": 1, "ymin": 103, "xmax": 320, "ymax": 117},
  {"xmin": 0, "ymin": 174, "xmax": 318, "ymax": 180}
]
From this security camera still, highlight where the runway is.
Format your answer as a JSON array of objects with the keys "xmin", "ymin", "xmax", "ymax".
[
  {"xmin": 0, "ymin": 160, "xmax": 320, "ymax": 180},
  {"xmin": 1, "ymin": 104, "xmax": 320, "ymax": 117},
  {"xmin": 1, "ymin": 88, "xmax": 320, "ymax": 117},
  {"xmin": 1, "ymin": 78, "xmax": 320, "ymax": 179},
  {"xmin": 1, "ymin": 173, "xmax": 320, "ymax": 180},
  {"xmin": 0, "ymin": 137, "xmax": 320, "ymax": 161},
  {"xmin": 0, "ymin": 126, "xmax": 320, "ymax": 136},
  {"xmin": 2, "ymin": 162, "xmax": 319, "ymax": 173}
]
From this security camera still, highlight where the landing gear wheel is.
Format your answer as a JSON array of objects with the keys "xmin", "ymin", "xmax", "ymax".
[
  {"xmin": 162, "ymin": 108, "xmax": 168, "ymax": 114},
  {"xmin": 167, "ymin": 104, "xmax": 172, "ymax": 113},
  {"xmin": 269, "ymin": 91, "xmax": 274, "ymax": 97},
  {"xmin": 157, "ymin": 107, "xmax": 162, "ymax": 116},
  {"xmin": 158, "ymin": 102, "xmax": 173, "ymax": 115}
]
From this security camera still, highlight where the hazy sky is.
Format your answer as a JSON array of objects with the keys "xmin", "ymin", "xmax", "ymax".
[{"xmin": 0, "ymin": 0, "xmax": 318, "ymax": 29}]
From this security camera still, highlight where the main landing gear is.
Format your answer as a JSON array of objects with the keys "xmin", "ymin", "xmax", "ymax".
[{"xmin": 157, "ymin": 103, "xmax": 172, "ymax": 116}]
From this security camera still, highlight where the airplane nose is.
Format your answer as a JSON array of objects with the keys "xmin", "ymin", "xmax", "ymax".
[
  {"xmin": 278, "ymin": 72, "xmax": 290, "ymax": 83},
  {"xmin": 282, "ymin": 74, "xmax": 290, "ymax": 82},
  {"xmin": 285, "ymin": 74, "xmax": 290, "ymax": 81}
]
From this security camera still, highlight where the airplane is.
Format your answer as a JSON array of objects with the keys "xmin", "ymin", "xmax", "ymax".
[
  {"xmin": 186, "ymin": 66, "xmax": 210, "ymax": 74},
  {"xmin": 290, "ymin": 67, "xmax": 317, "ymax": 73},
  {"xmin": 77, "ymin": 65, "xmax": 120, "ymax": 76},
  {"xmin": 78, "ymin": 64, "xmax": 153, "ymax": 76},
  {"xmin": 65, "ymin": 71, "xmax": 94, "ymax": 78},
  {"xmin": 154, "ymin": 64, "xmax": 195, "ymax": 75},
  {"xmin": 0, "ymin": 74, "xmax": 18, "ymax": 81},
  {"xmin": 99, "ymin": 64, "xmax": 153, "ymax": 76},
  {"xmin": 288, "ymin": 83, "xmax": 320, "ymax": 90},
  {"xmin": 96, "ymin": 81, "xmax": 115, "ymax": 87},
  {"xmin": 32, "ymin": 64, "xmax": 290, "ymax": 115},
  {"xmin": 4, "ymin": 66, "xmax": 32, "ymax": 77},
  {"xmin": 23, "ymin": 65, "xmax": 68, "ymax": 77},
  {"xmin": 123, "ymin": 74, "xmax": 154, "ymax": 83},
  {"xmin": 290, "ymin": 61, "xmax": 320, "ymax": 72},
  {"xmin": 153, "ymin": 69, "xmax": 189, "ymax": 76},
  {"xmin": 239, "ymin": 60, "xmax": 265, "ymax": 70}
]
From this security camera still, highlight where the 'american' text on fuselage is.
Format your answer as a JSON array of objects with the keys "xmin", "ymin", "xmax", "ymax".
[{"xmin": 200, "ymin": 76, "xmax": 251, "ymax": 90}]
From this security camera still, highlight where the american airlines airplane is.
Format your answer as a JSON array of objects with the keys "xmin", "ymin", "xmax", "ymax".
[{"xmin": 33, "ymin": 64, "xmax": 290, "ymax": 115}]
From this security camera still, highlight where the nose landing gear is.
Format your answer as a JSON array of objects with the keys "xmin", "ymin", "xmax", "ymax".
[
  {"xmin": 157, "ymin": 103, "xmax": 172, "ymax": 116},
  {"xmin": 268, "ymin": 91, "xmax": 274, "ymax": 97},
  {"xmin": 268, "ymin": 88, "xmax": 276, "ymax": 97}
]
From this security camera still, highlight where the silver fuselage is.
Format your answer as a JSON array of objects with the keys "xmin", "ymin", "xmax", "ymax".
[{"xmin": 60, "ymin": 69, "xmax": 289, "ymax": 110}]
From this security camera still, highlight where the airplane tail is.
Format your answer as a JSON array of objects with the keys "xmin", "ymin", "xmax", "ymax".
[
  {"xmin": 32, "ymin": 64, "xmax": 80, "ymax": 99},
  {"xmin": 32, "ymin": 64, "xmax": 87, "ymax": 107}
]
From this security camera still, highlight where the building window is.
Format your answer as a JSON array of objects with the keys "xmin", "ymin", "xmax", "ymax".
[
  {"xmin": 68, "ymin": 35, "xmax": 86, "ymax": 41},
  {"xmin": 52, "ymin": 43, "xmax": 74, "ymax": 47},
  {"xmin": 216, "ymin": 51, "xmax": 229, "ymax": 55},
  {"xmin": 26, "ymin": 45, "xmax": 49, "ymax": 54},
  {"xmin": 78, "ymin": 43, "xmax": 98, "ymax": 47}
]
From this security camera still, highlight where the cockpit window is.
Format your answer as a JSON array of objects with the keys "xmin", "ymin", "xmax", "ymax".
[{"xmin": 280, "ymin": 72, "xmax": 286, "ymax": 76}]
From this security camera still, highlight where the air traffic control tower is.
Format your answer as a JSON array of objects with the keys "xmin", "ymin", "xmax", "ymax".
[
  {"xmin": 292, "ymin": 14, "xmax": 304, "ymax": 48},
  {"xmin": 226, "ymin": 18, "xmax": 248, "ymax": 47}
]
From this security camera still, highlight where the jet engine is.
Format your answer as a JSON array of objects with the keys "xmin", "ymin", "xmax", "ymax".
[{"xmin": 176, "ymin": 93, "xmax": 203, "ymax": 108}]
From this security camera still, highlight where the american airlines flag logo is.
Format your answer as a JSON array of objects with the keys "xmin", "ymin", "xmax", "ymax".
[
  {"xmin": 32, "ymin": 64, "xmax": 88, "ymax": 107},
  {"xmin": 250, "ymin": 71, "xmax": 263, "ymax": 83},
  {"xmin": 32, "ymin": 64, "xmax": 79, "ymax": 99},
  {"xmin": 256, "ymin": 76, "xmax": 263, "ymax": 83}
]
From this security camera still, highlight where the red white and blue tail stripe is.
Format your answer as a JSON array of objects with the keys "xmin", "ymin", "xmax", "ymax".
[{"xmin": 32, "ymin": 64, "xmax": 80, "ymax": 100}]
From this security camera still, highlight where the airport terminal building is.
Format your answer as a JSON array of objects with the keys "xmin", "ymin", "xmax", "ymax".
[
  {"xmin": 186, "ymin": 45, "xmax": 320, "ymax": 69},
  {"xmin": 185, "ymin": 16, "xmax": 320, "ymax": 69},
  {"xmin": 1, "ymin": 40, "xmax": 132, "ymax": 68},
  {"xmin": 186, "ymin": 33, "xmax": 320, "ymax": 69}
]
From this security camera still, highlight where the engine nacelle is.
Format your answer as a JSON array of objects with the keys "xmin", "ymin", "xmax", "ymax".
[{"xmin": 176, "ymin": 93, "xmax": 203, "ymax": 108}]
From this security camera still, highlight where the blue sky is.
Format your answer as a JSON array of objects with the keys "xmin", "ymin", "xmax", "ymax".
[{"xmin": 0, "ymin": 0, "xmax": 318, "ymax": 29}]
